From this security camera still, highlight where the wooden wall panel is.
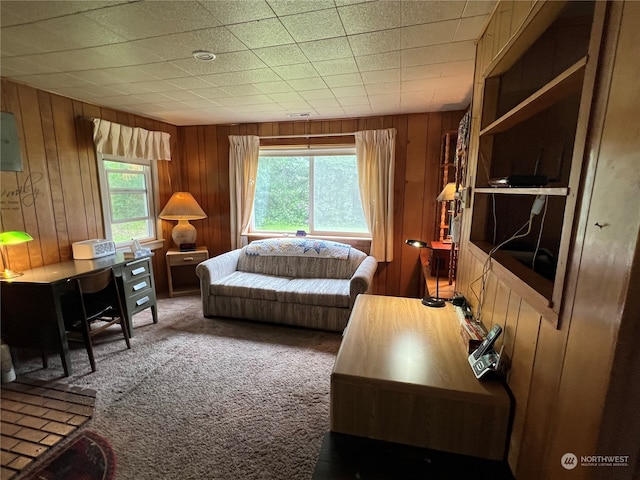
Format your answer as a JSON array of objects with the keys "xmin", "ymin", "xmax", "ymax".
[
  {"xmin": 180, "ymin": 112, "xmax": 463, "ymax": 299},
  {"xmin": 0, "ymin": 79, "xmax": 177, "ymax": 290}
]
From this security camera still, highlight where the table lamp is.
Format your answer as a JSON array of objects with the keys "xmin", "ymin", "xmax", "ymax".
[
  {"xmin": 0, "ymin": 230, "xmax": 33, "ymax": 279},
  {"xmin": 405, "ymin": 239, "xmax": 445, "ymax": 308},
  {"xmin": 159, "ymin": 192, "xmax": 207, "ymax": 251}
]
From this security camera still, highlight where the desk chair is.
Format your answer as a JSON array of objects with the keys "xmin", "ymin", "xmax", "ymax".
[{"xmin": 63, "ymin": 268, "xmax": 131, "ymax": 372}]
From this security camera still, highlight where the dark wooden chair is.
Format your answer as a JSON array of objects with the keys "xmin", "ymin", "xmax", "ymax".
[{"xmin": 62, "ymin": 268, "xmax": 131, "ymax": 372}]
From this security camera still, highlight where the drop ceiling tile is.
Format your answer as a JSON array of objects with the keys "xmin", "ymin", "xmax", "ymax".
[
  {"xmin": 170, "ymin": 51, "xmax": 269, "ymax": 76},
  {"xmin": 442, "ymin": 59, "xmax": 474, "ymax": 76},
  {"xmin": 84, "ymin": 1, "xmax": 219, "ymax": 40},
  {"xmin": 91, "ymin": 42, "xmax": 166, "ymax": 68},
  {"xmin": 190, "ymin": 87, "xmax": 233, "ymax": 99},
  {"xmin": 331, "ymin": 85, "xmax": 367, "ymax": 98},
  {"xmin": 355, "ymin": 52, "xmax": 401, "ymax": 72},
  {"xmin": 307, "ymin": 98, "xmax": 341, "ymax": 108},
  {"xmin": 0, "ymin": 57, "xmax": 58, "ymax": 75},
  {"xmin": 279, "ymin": 9, "xmax": 345, "ymax": 43},
  {"xmin": 254, "ymin": 81, "xmax": 294, "ymax": 94},
  {"xmin": 0, "ymin": 24, "xmax": 79, "ymax": 56},
  {"xmin": 401, "ymin": 1, "xmax": 465, "ymax": 27},
  {"xmin": 402, "ymin": 44, "xmax": 449, "ymax": 67},
  {"xmin": 337, "ymin": 1, "xmax": 401, "ymax": 35},
  {"xmin": 447, "ymin": 41, "xmax": 476, "ymax": 62},
  {"xmin": 54, "ymin": 85, "xmax": 123, "ymax": 99},
  {"xmin": 462, "ymin": 1, "xmax": 497, "ymax": 18},
  {"xmin": 153, "ymin": 101, "xmax": 192, "ymax": 111},
  {"xmin": 9, "ymin": 73, "xmax": 82, "ymax": 90},
  {"xmin": 286, "ymin": 77, "xmax": 328, "ymax": 91},
  {"xmin": 400, "ymin": 20, "xmax": 458, "ymax": 49},
  {"xmin": 214, "ymin": 95, "xmax": 273, "ymax": 107},
  {"xmin": 132, "ymin": 27, "xmax": 246, "ymax": 62},
  {"xmin": 132, "ymin": 92, "xmax": 176, "ymax": 103},
  {"xmin": 135, "ymin": 80, "xmax": 183, "ymax": 94},
  {"xmin": 200, "ymin": 0, "xmax": 275, "ymax": 24},
  {"xmin": 368, "ymin": 93, "xmax": 401, "ymax": 105},
  {"xmin": 454, "ymin": 16, "xmax": 489, "ymax": 42},
  {"xmin": 39, "ymin": 15, "xmax": 128, "ymax": 48},
  {"xmin": 199, "ymin": 68, "xmax": 280, "ymax": 87},
  {"xmin": 71, "ymin": 67, "xmax": 161, "ymax": 86},
  {"xmin": 298, "ymin": 37, "xmax": 353, "ymax": 62},
  {"xmin": 158, "ymin": 90, "xmax": 204, "ymax": 102},
  {"xmin": 277, "ymin": 100, "xmax": 312, "ymax": 110},
  {"xmin": 159, "ymin": 77, "xmax": 215, "ymax": 94},
  {"xmin": 268, "ymin": 91, "xmax": 305, "ymax": 103},
  {"xmin": 0, "ymin": 1, "xmax": 120, "ymax": 27},
  {"xmin": 347, "ymin": 30, "xmax": 401, "ymax": 57},
  {"xmin": 313, "ymin": 107, "xmax": 346, "ymax": 118},
  {"xmin": 299, "ymin": 89, "xmax": 335, "ymax": 100},
  {"xmin": 253, "ymin": 44, "xmax": 308, "ymax": 67},
  {"xmin": 401, "ymin": 78, "xmax": 437, "ymax": 93},
  {"xmin": 110, "ymin": 83, "xmax": 158, "ymax": 95},
  {"xmin": 313, "ymin": 58, "xmax": 359, "ymax": 77},
  {"xmin": 272, "ymin": 63, "xmax": 318, "ymax": 80},
  {"xmin": 342, "ymin": 105, "xmax": 373, "ymax": 116},
  {"xmin": 365, "ymin": 82, "xmax": 401, "ymax": 95},
  {"xmin": 323, "ymin": 73, "xmax": 363, "ymax": 89},
  {"xmin": 402, "ymin": 64, "xmax": 443, "ymax": 81},
  {"xmin": 361, "ymin": 68, "xmax": 401, "ymax": 85},
  {"xmin": 267, "ymin": 0, "xmax": 335, "ymax": 16},
  {"xmin": 227, "ymin": 18, "xmax": 294, "ymax": 49},
  {"xmin": 136, "ymin": 62, "xmax": 192, "ymax": 80},
  {"xmin": 27, "ymin": 48, "xmax": 123, "ymax": 71},
  {"xmin": 222, "ymin": 84, "xmax": 266, "ymax": 96},
  {"xmin": 180, "ymin": 98, "xmax": 222, "ymax": 108}
]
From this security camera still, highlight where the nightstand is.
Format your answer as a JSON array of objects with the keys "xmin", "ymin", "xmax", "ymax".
[{"xmin": 166, "ymin": 247, "xmax": 209, "ymax": 297}]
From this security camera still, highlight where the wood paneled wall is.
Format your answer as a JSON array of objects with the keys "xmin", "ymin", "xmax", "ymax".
[
  {"xmin": 0, "ymin": 77, "xmax": 463, "ymax": 298},
  {"xmin": 458, "ymin": 2, "xmax": 640, "ymax": 479},
  {"xmin": 177, "ymin": 112, "xmax": 464, "ymax": 298},
  {"xmin": 0, "ymin": 79, "xmax": 177, "ymax": 288}
]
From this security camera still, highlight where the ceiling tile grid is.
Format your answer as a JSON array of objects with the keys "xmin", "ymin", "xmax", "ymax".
[{"xmin": 0, "ymin": 0, "xmax": 495, "ymax": 125}]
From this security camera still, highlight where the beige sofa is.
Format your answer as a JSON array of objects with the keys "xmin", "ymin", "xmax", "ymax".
[{"xmin": 195, "ymin": 238, "xmax": 377, "ymax": 332}]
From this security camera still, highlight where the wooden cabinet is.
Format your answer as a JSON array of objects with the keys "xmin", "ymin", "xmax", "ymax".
[
  {"xmin": 118, "ymin": 256, "xmax": 158, "ymax": 334},
  {"xmin": 166, "ymin": 247, "xmax": 209, "ymax": 297},
  {"xmin": 467, "ymin": 1, "xmax": 603, "ymax": 325}
]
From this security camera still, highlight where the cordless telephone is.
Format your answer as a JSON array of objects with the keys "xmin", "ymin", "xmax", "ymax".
[{"xmin": 468, "ymin": 324, "xmax": 503, "ymax": 379}]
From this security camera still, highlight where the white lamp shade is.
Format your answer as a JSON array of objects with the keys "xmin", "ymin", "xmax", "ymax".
[
  {"xmin": 436, "ymin": 182, "xmax": 457, "ymax": 202},
  {"xmin": 159, "ymin": 192, "xmax": 206, "ymax": 220}
]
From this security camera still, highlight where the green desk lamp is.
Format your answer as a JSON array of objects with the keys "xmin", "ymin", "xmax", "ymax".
[{"xmin": 0, "ymin": 231, "xmax": 33, "ymax": 279}]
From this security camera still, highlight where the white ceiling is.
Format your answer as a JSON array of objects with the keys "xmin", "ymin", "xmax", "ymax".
[{"xmin": 0, "ymin": 0, "xmax": 495, "ymax": 126}]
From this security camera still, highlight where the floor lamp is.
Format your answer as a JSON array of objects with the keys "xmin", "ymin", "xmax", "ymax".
[{"xmin": 405, "ymin": 239, "xmax": 446, "ymax": 308}]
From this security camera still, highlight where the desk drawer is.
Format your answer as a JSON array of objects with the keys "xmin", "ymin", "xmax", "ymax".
[
  {"xmin": 122, "ymin": 259, "xmax": 152, "ymax": 282},
  {"xmin": 122, "ymin": 275, "xmax": 152, "ymax": 297},
  {"xmin": 127, "ymin": 289, "xmax": 156, "ymax": 314},
  {"xmin": 167, "ymin": 251, "xmax": 208, "ymax": 266}
]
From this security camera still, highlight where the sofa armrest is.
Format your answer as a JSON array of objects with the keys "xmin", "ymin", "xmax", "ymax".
[
  {"xmin": 196, "ymin": 249, "xmax": 241, "ymax": 287},
  {"xmin": 349, "ymin": 256, "xmax": 378, "ymax": 306}
]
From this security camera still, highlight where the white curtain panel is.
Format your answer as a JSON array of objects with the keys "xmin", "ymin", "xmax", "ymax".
[
  {"xmin": 228, "ymin": 135, "xmax": 260, "ymax": 250},
  {"xmin": 355, "ymin": 128, "xmax": 396, "ymax": 262},
  {"xmin": 91, "ymin": 119, "xmax": 171, "ymax": 161}
]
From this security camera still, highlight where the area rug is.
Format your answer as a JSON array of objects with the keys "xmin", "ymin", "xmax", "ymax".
[
  {"xmin": 21, "ymin": 430, "xmax": 115, "ymax": 480},
  {"xmin": 13, "ymin": 295, "xmax": 342, "ymax": 480}
]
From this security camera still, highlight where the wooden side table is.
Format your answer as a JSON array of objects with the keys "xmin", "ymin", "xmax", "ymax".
[{"xmin": 166, "ymin": 247, "xmax": 209, "ymax": 297}]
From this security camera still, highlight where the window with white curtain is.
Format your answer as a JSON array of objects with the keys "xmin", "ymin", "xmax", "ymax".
[
  {"xmin": 252, "ymin": 146, "xmax": 369, "ymax": 237},
  {"xmin": 96, "ymin": 153, "xmax": 160, "ymax": 246}
]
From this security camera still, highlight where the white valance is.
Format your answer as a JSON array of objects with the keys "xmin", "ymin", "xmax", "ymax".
[{"xmin": 91, "ymin": 118, "xmax": 171, "ymax": 161}]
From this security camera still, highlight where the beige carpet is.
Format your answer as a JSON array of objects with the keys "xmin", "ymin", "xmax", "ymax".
[{"xmin": 13, "ymin": 296, "xmax": 342, "ymax": 480}]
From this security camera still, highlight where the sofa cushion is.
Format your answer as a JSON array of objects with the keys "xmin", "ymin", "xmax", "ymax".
[
  {"xmin": 276, "ymin": 278, "xmax": 350, "ymax": 308},
  {"xmin": 209, "ymin": 271, "xmax": 291, "ymax": 301}
]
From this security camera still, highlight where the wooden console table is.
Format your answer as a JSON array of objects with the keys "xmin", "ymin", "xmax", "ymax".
[{"xmin": 330, "ymin": 294, "xmax": 511, "ymax": 460}]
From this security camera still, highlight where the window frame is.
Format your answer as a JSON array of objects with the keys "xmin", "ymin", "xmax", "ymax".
[
  {"xmin": 96, "ymin": 153, "xmax": 161, "ymax": 247},
  {"xmin": 251, "ymin": 145, "xmax": 369, "ymax": 238}
]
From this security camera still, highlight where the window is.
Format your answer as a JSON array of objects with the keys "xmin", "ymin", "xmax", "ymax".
[
  {"xmin": 252, "ymin": 146, "xmax": 368, "ymax": 236},
  {"xmin": 97, "ymin": 154, "xmax": 159, "ymax": 246}
]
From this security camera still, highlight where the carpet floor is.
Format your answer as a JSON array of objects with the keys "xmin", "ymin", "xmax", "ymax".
[{"xmin": 12, "ymin": 295, "xmax": 342, "ymax": 480}]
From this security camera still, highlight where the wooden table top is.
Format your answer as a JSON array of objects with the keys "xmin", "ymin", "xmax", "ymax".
[{"xmin": 333, "ymin": 294, "xmax": 509, "ymax": 405}]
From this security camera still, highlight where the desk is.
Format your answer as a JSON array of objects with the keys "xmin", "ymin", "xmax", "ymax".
[
  {"xmin": 330, "ymin": 295, "xmax": 511, "ymax": 460},
  {"xmin": 0, "ymin": 253, "xmax": 157, "ymax": 376}
]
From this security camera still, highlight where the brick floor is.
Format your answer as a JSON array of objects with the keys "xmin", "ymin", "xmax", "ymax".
[{"xmin": 0, "ymin": 379, "xmax": 96, "ymax": 480}]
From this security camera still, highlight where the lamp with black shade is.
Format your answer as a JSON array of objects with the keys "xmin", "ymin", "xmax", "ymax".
[{"xmin": 405, "ymin": 239, "xmax": 446, "ymax": 308}]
